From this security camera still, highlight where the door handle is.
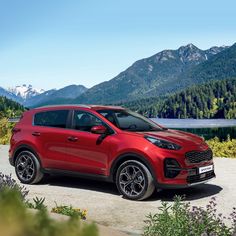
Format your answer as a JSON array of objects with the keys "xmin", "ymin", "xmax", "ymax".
[
  {"xmin": 67, "ymin": 136, "xmax": 78, "ymax": 142},
  {"xmin": 32, "ymin": 132, "xmax": 41, "ymax": 136}
]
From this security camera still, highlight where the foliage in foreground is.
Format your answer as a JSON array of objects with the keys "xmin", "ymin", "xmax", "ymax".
[
  {"xmin": 207, "ymin": 136, "xmax": 236, "ymax": 158},
  {"xmin": 52, "ymin": 204, "xmax": 87, "ymax": 219},
  {"xmin": 0, "ymin": 172, "xmax": 29, "ymax": 199},
  {"xmin": 144, "ymin": 196, "xmax": 236, "ymax": 236},
  {"xmin": 26, "ymin": 197, "xmax": 88, "ymax": 219},
  {"xmin": 25, "ymin": 196, "xmax": 47, "ymax": 211},
  {"xmin": 0, "ymin": 188, "xmax": 98, "ymax": 236}
]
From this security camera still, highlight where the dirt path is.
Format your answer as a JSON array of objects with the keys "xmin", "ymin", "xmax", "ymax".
[{"xmin": 1, "ymin": 145, "xmax": 236, "ymax": 235}]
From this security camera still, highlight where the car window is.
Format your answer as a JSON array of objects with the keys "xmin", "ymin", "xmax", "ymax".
[
  {"xmin": 34, "ymin": 110, "xmax": 69, "ymax": 128},
  {"xmin": 98, "ymin": 109, "xmax": 163, "ymax": 132},
  {"xmin": 73, "ymin": 110, "xmax": 104, "ymax": 132},
  {"xmin": 114, "ymin": 111, "xmax": 151, "ymax": 130}
]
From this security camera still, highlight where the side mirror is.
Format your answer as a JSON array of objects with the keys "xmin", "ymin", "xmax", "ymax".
[{"xmin": 91, "ymin": 125, "xmax": 107, "ymax": 134}]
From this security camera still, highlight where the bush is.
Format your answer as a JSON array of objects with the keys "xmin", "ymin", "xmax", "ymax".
[
  {"xmin": 0, "ymin": 172, "xmax": 28, "ymax": 199},
  {"xmin": 0, "ymin": 117, "xmax": 14, "ymax": 144},
  {"xmin": 207, "ymin": 136, "xmax": 236, "ymax": 158},
  {"xmin": 52, "ymin": 204, "xmax": 87, "ymax": 220},
  {"xmin": 144, "ymin": 196, "xmax": 236, "ymax": 236},
  {"xmin": 0, "ymin": 188, "xmax": 98, "ymax": 236}
]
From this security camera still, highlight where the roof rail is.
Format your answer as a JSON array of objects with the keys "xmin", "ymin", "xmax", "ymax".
[{"xmin": 35, "ymin": 104, "xmax": 91, "ymax": 109}]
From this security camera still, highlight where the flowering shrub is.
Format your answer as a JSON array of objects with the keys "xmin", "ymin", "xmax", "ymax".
[
  {"xmin": 52, "ymin": 204, "xmax": 87, "ymax": 220},
  {"xmin": 144, "ymin": 196, "xmax": 236, "ymax": 236},
  {"xmin": 0, "ymin": 172, "xmax": 28, "ymax": 199},
  {"xmin": 0, "ymin": 117, "xmax": 14, "ymax": 144},
  {"xmin": 207, "ymin": 136, "xmax": 236, "ymax": 158}
]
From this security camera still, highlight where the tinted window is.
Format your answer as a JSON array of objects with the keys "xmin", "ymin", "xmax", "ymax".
[
  {"xmin": 73, "ymin": 110, "xmax": 104, "ymax": 132},
  {"xmin": 34, "ymin": 110, "xmax": 69, "ymax": 128},
  {"xmin": 98, "ymin": 109, "xmax": 164, "ymax": 132}
]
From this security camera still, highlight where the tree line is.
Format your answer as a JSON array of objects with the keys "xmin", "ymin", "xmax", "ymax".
[
  {"xmin": 121, "ymin": 78, "xmax": 236, "ymax": 119},
  {"xmin": 0, "ymin": 96, "xmax": 24, "ymax": 118}
]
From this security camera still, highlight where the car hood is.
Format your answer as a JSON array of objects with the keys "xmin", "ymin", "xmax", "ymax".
[{"xmin": 140, "ymin": 129, "xmax": 204, "ymax": 146}]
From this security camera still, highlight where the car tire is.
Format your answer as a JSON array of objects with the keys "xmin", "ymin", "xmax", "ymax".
[
  {"xmin": 116, "ymin": 160, "xmax": 155, "ymax": 200},
  {"xmin": 15, "ymin": 150, "xmax": 44, "ymax": 184}
]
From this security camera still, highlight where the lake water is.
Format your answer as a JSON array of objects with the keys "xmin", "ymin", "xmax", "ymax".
[{"xmin": 151, "ymin": 118, "xmax": 236, "ymax": 140}]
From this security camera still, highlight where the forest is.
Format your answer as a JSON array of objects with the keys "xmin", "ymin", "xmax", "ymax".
[{"xmin": 121, "ymin": 78, "xmax": 236, "ymax": 119}]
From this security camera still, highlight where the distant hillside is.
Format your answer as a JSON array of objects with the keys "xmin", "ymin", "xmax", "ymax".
[
  {"xmin": 122, "ymin": 78, "xmax": 236, "ymax": 119},
  {"xmin": 71, "ymin": 44, "xmax": 228, "ymax": 104},
  {"xmin": 0, "ymin": 84, "xmax": 88, "ymax": 108},
  {"xmin": 169, "ymin": 43, "xmax": 236, "ymax": 92},
  {"xmin": 2, "ymin": 43, "xmax": 235, "ymax": 108},
  {"xmin": 24, "ymin": 85, "xmax": 87, "ymax": 107},
  {"xmin": 0, "ymin": 96, "xmax": 24, "ymax": 118}
]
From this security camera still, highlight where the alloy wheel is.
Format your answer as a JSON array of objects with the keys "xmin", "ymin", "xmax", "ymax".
[
  {"xmin": 16, "ymin": 154, "xmax": 35, "ymax": 182},
  {"xmin": 118, "ymin": 165, "xmax": 146, "ymax": 197}
]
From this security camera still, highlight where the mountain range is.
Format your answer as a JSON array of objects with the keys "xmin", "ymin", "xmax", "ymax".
[
  {"xmin": 8, "ymin": 84, "xmax": 45, "ymax": 100},
  {"xmin": 0, "ymin": 43, "xmax": 236, "ymax": 107},
  {"xmin": 23, "ymin": 84, "xmax": 88, "ymax": 107},
  {"xmin": 0, "ymin": 84, "xmax": 87, "ymax": 107},
  {"xmin": 73, "ymin": 44, "xmax": 233, "ymax": 104}
]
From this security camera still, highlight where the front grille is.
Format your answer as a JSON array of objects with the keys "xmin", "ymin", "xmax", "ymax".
[
  {"xmin": 186, "ymin": 149, "xmax": 213, "ymax": 164},
  {"xmin": 187, "ymin": 170, "xmax": 215, "ymax": 184}
]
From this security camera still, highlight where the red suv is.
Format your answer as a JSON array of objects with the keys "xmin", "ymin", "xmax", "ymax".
[{"xmin": 9, "ymin": 105, "xmax": 215, "ymax": 200}]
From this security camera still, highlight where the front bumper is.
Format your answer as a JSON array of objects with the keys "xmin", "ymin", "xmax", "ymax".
[
  {"xmin": 153, "ymin": 145, "xmax": 216, "ymax": 189},
  {"xmin": 157, "ymin": 170, "xmax": 215, "ymax": 189},
  {"xmin": 156, "ymin": 160, "xmax": 216, "ymax": 189}
]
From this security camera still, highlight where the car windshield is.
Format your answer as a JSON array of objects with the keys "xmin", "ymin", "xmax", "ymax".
[{"xmin": 97, "ymin": 109, "xmax": 165, "ymax": 132}]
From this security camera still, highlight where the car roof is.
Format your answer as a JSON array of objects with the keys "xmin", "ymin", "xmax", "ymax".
[{"xmin": 33, "ymin": 104, "xmax": 125, "ymax": 111}]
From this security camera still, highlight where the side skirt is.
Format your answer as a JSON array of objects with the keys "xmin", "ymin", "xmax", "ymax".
[{"xmin": 42, "ymin": 168, "xmax": 113, "ymax": 183}]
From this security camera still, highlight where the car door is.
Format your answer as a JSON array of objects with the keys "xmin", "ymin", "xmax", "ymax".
[
  {"xmin": 33, "ymin": 109, "xmax": 71, "ymax": 169},
  {"xmin": 65, "ymin": 109, "xmax": 112, "ymax": 175}
]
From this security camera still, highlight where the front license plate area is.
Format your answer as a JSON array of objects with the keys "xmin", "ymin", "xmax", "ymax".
[
  {"xmin": 199, "ymin": 165, "xmax": 213, "ymax": 174},
  {"xmin": 200, "ymin": 173, "xmax": 206, "ymax": 179}
]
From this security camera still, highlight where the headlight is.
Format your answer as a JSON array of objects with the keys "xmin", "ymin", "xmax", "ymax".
[{"xmin": 145, "ymin": 136, "xmax": 181, "ymax": 150}]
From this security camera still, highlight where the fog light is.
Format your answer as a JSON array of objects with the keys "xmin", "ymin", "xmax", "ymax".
[
  {"xmin": 164, "ymin": 158, "xmax": 181, "ymax": 178},
  {"xmin": 188, "ymin": 168, "xmax": 197, "ymax": 176}
]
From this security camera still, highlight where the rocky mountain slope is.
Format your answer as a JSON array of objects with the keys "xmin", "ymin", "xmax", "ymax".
[
  {"xmin": 1, "ymin": 43, "xmax": 234, "ymax": 107},
  {"xmin": 72, "ymin": 44, "xmax": 229, "ymax": 104}
]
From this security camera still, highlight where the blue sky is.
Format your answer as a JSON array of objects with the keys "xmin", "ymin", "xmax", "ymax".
[{"xmin": 0, "ymin": 0, "xmax": 235, "ymax": 90}]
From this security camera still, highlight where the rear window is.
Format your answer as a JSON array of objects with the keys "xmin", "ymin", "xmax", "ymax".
[{"xmin": 34, "ymin": 110, "xmax": 69, "ymax": 128}]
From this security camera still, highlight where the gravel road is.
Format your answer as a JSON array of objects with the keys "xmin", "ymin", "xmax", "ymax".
[{"xmin": 1, "ymin": 145, "xmax": 236, "ymax": 235}]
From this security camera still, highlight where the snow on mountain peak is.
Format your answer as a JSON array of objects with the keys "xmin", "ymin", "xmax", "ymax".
[{"xmin": 8, "ymin": 84, "xmax": 45, "ymax": 100}]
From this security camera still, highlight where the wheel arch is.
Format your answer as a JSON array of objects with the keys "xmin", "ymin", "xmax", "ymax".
[
  {"xmin": 12, "ymin": 144, "xmax": 42, "ymax": 166},
  {"xmin": 109, "ymin": 153, "xmax": 157, "ymax": 184}
]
